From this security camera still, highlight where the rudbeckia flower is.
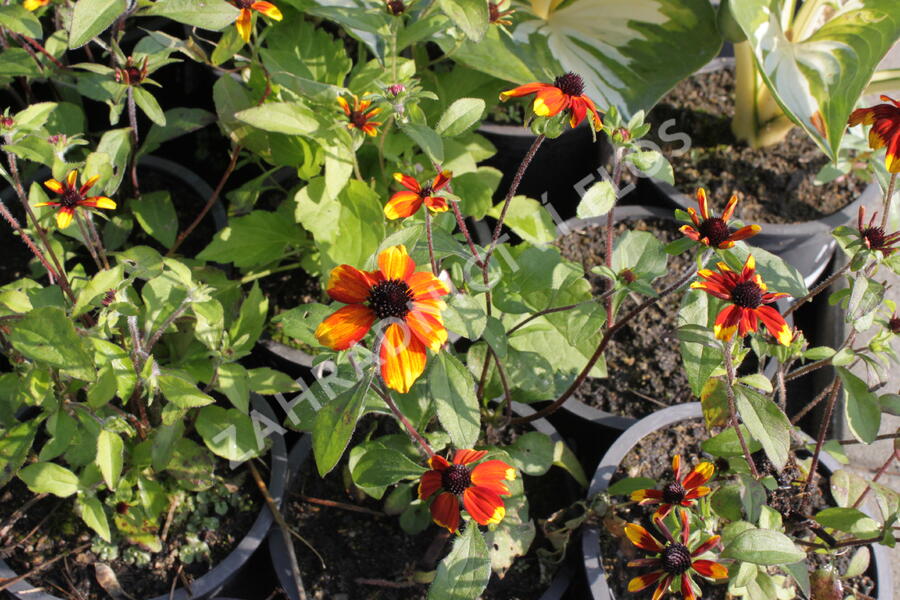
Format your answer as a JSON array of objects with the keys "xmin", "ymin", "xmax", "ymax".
[
  {"xmin": 691, "ymin": 255, "xmax": 792, "ymax": 346},
  {"xmin": 314, "ymin": 245, "xmax": 449, "ymax": 393},
  {"xmin": 848, "ymin": 95, "xmax": 900, "ymax": 173},
  {"xmin": 35, "ymin": 170, "xmax": 116, "ymax": 229},
  {"xmin": 625, "ymin": 511, "xmax": 728, "ymax": 600},
  {"xmin": 630, "ymin": 455, "xmax": 714, "ymax": 520},
  {"xmin": 23, "ymin": 0, "xmax": 48, "ymax": 10},
  {"xmin": 384, "ymin": 171, "xmax": 452, "ymax": 219},
  {"xmin": 418, "ymin": 449, "xmax": 516, "ymax": 533},
  {"xmin": 856, "ymin": 205, "xmax": 900, "ymax": 256},
  {"xmin": 680, "ymin": 188, "xmax": 760, "ymax": 249},
  {"xmin": 338, "ymin": 94, "xmax": 382, "ymax": 137},
  {"xmin": 232, "ymin": 0, "xmax": 283, "ymax": 43},
  {"xmin": 499, "ymin": 72, "xmax": 602, "ymax": 130}
]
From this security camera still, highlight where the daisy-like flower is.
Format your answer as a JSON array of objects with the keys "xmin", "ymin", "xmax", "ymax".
[
  {"xmin": 384, "ymin": 171, "xmax": 452, "ymax": 220},
  {"xmin": 114, "ymin": 56, "xmax": 149, "ymax": 87},
  {"xmin": 630, "ymin": 455, "xmax": 714, "ymax": 520},
  {"xmin": 23, "ymin": 0, "xmax": 48, "ymax": 10},
  {"xmin": 499, "ymin": 72, "xmax": 602, "ymax": 130},
  {"xmin": 338, "ymin": 94, "xmax": 382, "ymax": 137},
  {"xmin": 856, "ymin": 205, "xmax": 900, "ymax": 256},
  {"xmin": 691, "ymin": 255, "xmax": 792, "ymax": 345},
  {"xmin": 418, "ymin": 449, "xmax": 516, "ymax": 534},
  {"xmin": 625, "ymin": 511, "xmax": 728, "ymax": 600},
  {"xmin": 232, "ymin": 0, "xmax": 283, "ymax": 44},
  {"xmin": 848, "ymin": 95, "xmax": 900, "ymax": 173},
  {"xmin": 314, "ymin": 245, "xmax": 449, "ymax": 393},
  {"xmin": 680, "ymin": 188, "xmax": 760, "ymax": 249},
  {"xmin": 35, "ymin": 170, "xmax": 116, "ymax": 229}
]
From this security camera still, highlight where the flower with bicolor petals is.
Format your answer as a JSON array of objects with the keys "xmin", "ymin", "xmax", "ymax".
[
  {"xmin": 384, "ymin": 171, "xmax": 452, "ymax": 219},
  {"xmin": 630, "ymin": 455, "xmax": 714, "ymax": 520},
  {"xmin": 338, "ymin": 94, "xmax": 382, "ymax": 137},
  {"xmin": 680, "ymin": 188, "xmax": 760, "ymax": 249},
  {"xmin": 23, "ymin": 0, "xmax": 48, "ymax": 10},
  {"xmin": 35, "ymin": 170, "xmax": 116, "ymax": 229},
  {"xmin": 856, "ymin": 205, "xmax": 900, "ymax": 256},
  {"xmin": 314, "ymin": 245, "xmax": 449, "ymax": 393},
  {"xmin": 848, "ymin": 95, "xmax": 900, "ymax": 173},
  {"xmin": 418, "ymin": 449, "xmax": 516, "ymax": 533},
  {"xmin": 232, "ymin": 0, "xmax": 282, "ymax": 43},
  {"xmin": 625, "ymin": 511, "xmax": 728, "ymax": 600},
  {"xmin": 691, "ymin": 255, "xmax": 792, "ymax": 346},
  {"xmin": 499, "ymin": 72, "xmax": 602, "ymax": 130}
]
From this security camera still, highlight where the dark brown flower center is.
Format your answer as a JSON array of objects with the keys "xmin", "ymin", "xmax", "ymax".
[
  {"xmin": 662, "ymin": 543, "xmax": 692, "ymax": 574},
  {"xmin": 730, "ymin": 281, "xmax": 763, "ymax": 309},
  {"xmin": 420, "ymin": 185, "xmax": 433, "ymax": 197},
  {"xmin": 350, "ymin": 111, "xmax": 370, "ymax": 128},
  {"xmin": 386, "ymin": 0, "xmax": 405, "ymax": 14},
  {"xmin": 441, "ymin": 464, "xmax": 471, "ymax": 495},
  {"xmin": 234, "ymin": 0, "xmax": 255, "ymax": 8},
  {"xmin": 662, "ymin": 482, "xmax": 687, "ymax": 504},
  {"xmin": 368, "ymin": 279, "xmax": 414, "ymax": 320},
  {"xmin": 553, "ymin": 72, "xmax": 584, "ymax": 97},
  {"xmin": 862, "ymin": 226, "xmax": 886, "ymax": 249},
  {"xmin": 698, "ymin": 218, "xmax": 731, "ymax": 247},
  {"xmin": 890, "ymin": 317, "xmax": 900, "ymax": 334},
  {"xmin": 60, "ymin": 187, "xmax": 81, "ymax": 208}
]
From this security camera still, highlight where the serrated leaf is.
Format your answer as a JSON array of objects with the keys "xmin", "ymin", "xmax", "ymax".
[
  {"xmin": 722, "ymin": 528, "xmax": 805, "ymax": 565},
  {"xmin": 351, "ymin": 447, "xmax": 426, "ymax": 488},
  {"xmin": 195, "ymin": 405, "xmax": 266, "ymax": 463},
  {"xmin": 436, "ymin": 98, "xmax": 485, "ymax": 137},
  {"xmin": 428, "ymin": 524, "xmax": 491, "ymax": 600},
  {"xmin": 576, "ymin": 180, "xmax": 616, "ymax": 219},
  {"xmin": 312, "ymin": 368, "xmax": 375, "ymax": 477},
  {"xmin": 430, "ymin": 353, "xmax": 480, "ymax": 449},
  {"xmin": 19, "ymin": 462, "xmax": 80, "ymax": 497},
  {"xmin": 77, "ymin": 496, "xmax": 111, "ymax": 542},
  {"xmin": 735, "ymin": 386, "xmax": 791, "ymax": 471},
  {"xmin": 143, "ymin": 0, "xmax": 240, "ymax": 31},
  {"xmin": 96, "ymin": 429, "xmax": 124, "ymax": 489},
  {"xmin": 68, "ymin": 0, "xmax": 125, "ymax": 48},
  {"xmin": 131, "ymin": 191, "xmax": 177, "ymax": 247},
  {"xmin": 158, "ymin": 374, "xmax": 214, "ymax": 409},
  {"xmin": 0, "ymin": 420, "xmax": 39, "ymax": 487},
  {"xmin": 837, "ymin": 367, "xmax": 881, "ymax": 444},
  {"xmin": 235, "ymin": 102, "xmax": 320, "ymax": 136},
  {"xmin": 6, "ymin": 306, "xmax": 95, "ymax": 380}
]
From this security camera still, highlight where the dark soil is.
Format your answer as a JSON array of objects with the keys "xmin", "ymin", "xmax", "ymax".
[
  {"xmin": 557, "ymin": 218, "xmax": 694, "ymax": 418},
  {"xmin": 646, "ymin": 67, "xmax": 866, "ymax": 224},
  {"xmin": 593, "ymin": 418, "xmax": 878, "ymax": 599},
  {"xmin": 0, "ymin": 469, "xmax": 259, "ymax": 600}
]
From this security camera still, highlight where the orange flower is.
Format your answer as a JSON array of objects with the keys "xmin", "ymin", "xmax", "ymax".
[
  {"xmin": 680, "ymin": 188, "xmax": 760, "ymax": 249},
  {"xmin": 384, "ymin": 171, "xmax": 452, "ymax": 219},
  {"xmin": 500, "ymin": 72, "xmax": 602, "ymax": 130},
  {"xmin": 418, "ymin": 449, "xmax": 516, "ymax": 533},
  {"xmin": 232, "ymin": 0, "xmax": 282, "ymax": 43},
  {"xmin": 338, "ymin": 94, "xmax": 382, "ymax": 137},
  {"xmin": 23, "ymin": 0, "xmax": 48, "ymax": 10},
  {"xmin": 35, "ymin": 170, "xmax": 116, "ymax": 229},
  {"xmin": 314, "ymin": 245, "xmax": 449, "ymax": 393},
  {"xmin": 630, "ymin": 455, "xmax": 714, "ymax": 520},
  {"xmin": 848, "ymin": 95, "xmax": 900, "ymax": 173},
  {"xmin": 691, "ymin": 255, "xmax": 792, "ymax": 345},
  {"xmin": 625, "ymin": 511, "xmax": 728, "ymax": 600}
]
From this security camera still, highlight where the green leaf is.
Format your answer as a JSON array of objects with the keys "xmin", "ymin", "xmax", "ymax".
[
  {"xmin": 274, "ymin": 303, "xmax": 333, "ymax": 348},
  {"xmin": 577, "ymin": 180, "xmax": 616, "ymax": 219},
  {"xmin": 606, "ymin": 477, "xmax": 656, "ymax": 497},
  {"xmin": 151, "ymin": 421, "xmax": 184, "ymax": 473},
  {"xmin": 235, "ymin": 102, "xmax": 320, "ymax": 136},
  {"xmin": 488, "ymin": 196, "xmax": 556, "ymax": 245},
  {"xmin": 735, "ymin": 386, "xmax": 791, "ymax": 471},
  {"xmin": 505, "ymin": 431, "xmax": 553, "ymax": 476},
  {"xmin": 439, "ymin": 0, "xmax": 489, "ymax": 42},
  {"xmin": 196, "ymin": 406, "xmax": 266, "ymax": 463},
  {"xmin": 68, "ymin": 0, "xmax": 125, "ymax": 48},
  {"xmin": 143, "ymin": 0, "xmax": 240, "ymax": 31},
  {"xmin": 138, "ymin": 108, "xmax": 216, "ymax": 157},
  {"xmin": 428, "ymin": 524, "xmax": 491, "ymax": 600},
  {"xmin": 0, "ymin": 420, "xmax": 39, "ymax": 487},
  {"xmin": 436, "ymin": 98, "xmax": 485, "ymax": 137},
  {"xmin": 814, "ymin": 507, "xmax": 881, "ymax": 538},
  {"xmin": 399, "ymin": 122, "xmax": 444, "ymax": 163},
  {"xmin": 837, "ymin": 367, "xmax": 881, "ymax": 444},
  {"xmin": 722, "ymin": 528, "xmax": 805, "ymax": 565},
  {"xmin": 96, "ymin": 429, "xmax": 124, "ymax": 489},
  {"xmin": 228, "ymin": 282, "xmax": 268, "ymax": 358},
  {"xmin": 830, "ymin": 469, "xmax": 869, "ymax": 509},
  {"xmin": 165, "ymin": 438, "xmax": 215, "ymax": 491},
  {"xmin": 430, "ymin": 353, "xmax": 480, "ymax": 449},
  {"xmin": 0, "ymin": 5, "xmax": 43, "ymax": 39},
  {"xmin": 351, "ymin": 447, "xmax": 426, "ymax": 488},
  {"xmin": 678, "ymin": 290, "xmax": 723, "ymax": 396},
  {"xmin": 312, "ymin": 368, "xmax": 375, "ymax": 477},
  {"xmin": 625, "ymin": 151, "xmax": 674, "ymax": 184},
  {"xmin": 19, "ymin": 462, "xmax": 80, "ymax": 497},
  {"xmin": 442, "ymin": 293, "xmax": 487, "ymax": 340},
  {"xmin": 6, "ymin": 306, "xmax": 94, "ymax": 380},
  {"xmin": 77, "ymin": 495, "xmax": 111, "ymax": 542},
  {"xmin": 246, "ymin": 367, "xmax": 301, "ymax": 395},
  {"xmin": 845, "ymin": 547, "xmax": 870, "ymax": 579},
  {"xmin": 158, "ymin": 374, "xmax": 214, "ymax": 409},
  {"xmin": 701, "ymin": 426, "xmax": 762, "ymax": 457},
  {"xmin": 131, "ymin": 87, "xmax": 166, "ymax": 126},
  {"xmin": 552, "ymin": 440, "xmax": 588, "ymax": 488},
  {"xmin": 131, "ymin": 191, "xmax": 177, "ymax": 248},
  {"xmin": 199, "ymin": 210, "xmax": 302, "ymax": 270}
]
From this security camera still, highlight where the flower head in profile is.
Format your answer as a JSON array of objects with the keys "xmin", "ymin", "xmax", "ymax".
[
  {"xmin": 419, "ymin": 449, "xmax": 516, "ymax": 533},
  {"xmin": 691, "ymin": 255, "xmax": 792, "ymax": 345},
  {"xmin": 631, "ymin": 455, "xmax": 714, "ymax": 520},
  {"xmin": 856, "ymin": 205, "xmax": 900, "ymax": 256},
  {"xmin": 680, "ymin": 188, "xmax": 760, "ymax": 249},
  {"xmin": 499, "ymin": 72, "xmax": 602, "ymax": 130},
  {"xmin": 114, "ymin": 56, "xmax": 149, "ymax": 87},
  {"xmin": 488, "ymin": 0, "xmax": 515, "ymax": 26},
  {"xmin": 232, "ymin": 0, "xmax": 282, "ymax": 43},
  {"xmin": 314, "ymin": 245, "xmax": 449, "ymax": 393},
  {"xmin": 384, "ymin": 171, "xmax": 452, "ymax": 219},
  {"xmin": 338, "ymin": 93, "xmax": 382, "ymax": 137},
  {"xmin": 625, "ymin": 511, "xmax": 727, "ymax": 600},
  {"xmin": 23, "ymin": 0, "xmax": 48, "ymax": 11},
  {"xmin": 35, "ymin": 170, "xmax": 116, "ymax": 229},
  {"xmin": 848, "ymin": 95, "xmax": 900, "ymax": 173}
]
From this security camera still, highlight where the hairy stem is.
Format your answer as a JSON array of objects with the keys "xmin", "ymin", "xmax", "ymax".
[
  {"xmin": 880, "ymin": 171, "xmax": 897, "ymax": 230},
  {"xmin": 783, "ymin": 262, "xmax": 850, "ymax": 318},
  {"xmin": 425, "ymin": 209, "xmax": 438, "ymax": 275},
  {"xmin": 377, "ymin": 384, "xmax": 434, "ymax": 458},
  {"xmin": 723, "ymin": 339, "xmax": 761, "ymax": 479},
  {"xmin": 804, "ymin": 377, "xmax": 843, "ymax": 493}
]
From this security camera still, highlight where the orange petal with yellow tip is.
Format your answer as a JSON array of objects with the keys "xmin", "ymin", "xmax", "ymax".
[
  {"xmin": 533, "ymin": 86, "xmax": 567, "ymax": 117},
  {"xmin": 362, "ymin": 123, "xmax": 380, "ymax": 136},
  {"xmin": 43, "ymin": 179, "xmax": 64, "ymax": 194},
  {"xmin": 730, "ymin": 224, "xmax": 761, "ymax": 242},
  {"xmin": 429, "ymin": 491, "xmax": 460, "ymax": 533},
  {"xmin": 393, "ymin": 172, "xmax": 421, "ymax": 192},
  {"xmin": 314, "ymin": 304, "xmax": 375, "ymax": 350},
  {"xmin": 326, "ymin": 264, "xmax": 374, "ymax": 304},
  {"xmin": 671, "ymin": 454, "xmax": 682, "ymax": 479},
  {"xmin": 377, "ymin": 245, "xmax": 415, "ymax": 280},
  {"xmin": 695, "ymin": 188, "xmax": 709, "ymax": 219},
  {"xmin": 756, "ymin": 304, "xmax": 792, "ymax": 345},
  {"xmin": 721, "ymin": 193, "xmax": 739, "ymax": 221},
  {"xmin": 424, "ymin": 196, "xmax": 449, "ymax": 213},
  {"xmin": 624, "ymin": 523, "xmax": 664, "ymax": 552},
  {"xmin": 471, "ymin": 459, "xmax": 516, "ymax": 495},
  {"xmin": 453, "ymin": 449, "xmax": 487, "ymax": 465},
  {"xmin": 79, "ymin": 174, "xmax": 100, "ymax": 194},
  {"xmin": 499, "ymin": 82, "xmax": 551, "ymax": 101},
  {"xmin": 682, "ymin": 461, "xmax": 714, "ymax": 489},
  {"xmin": 56, "ymin": 208, "xmax": 74, "ymax": 229},
  {"xmin": 32, "ymin": 201, "xmax": 58, "ymax": 208},
  {"xmin": 692, "ymin": 559, "xmax": 728, "ymax": 579},
  {"xmin": 65, "ymin": 170, "xmax": 78, "ymax": 188},
  {"xmin": 418, "ymin": 470, "xmax": 442, "ymax": 500},
  {"xmin": 336, "ymin": 96, "xmax": 351, "ymax": 116},
  {"xmin": 652, "ymin": 575, "xmax": 674, "ymax": 600},
  {"xmin": 432, "ymin": 171, "xmax": 452, "ymax": 191},
  {"xmin": 379, "ymin": 322, "xmax": 426, "ymax": 393},
  {"xmin": 684, "ymin": 485, "xmax": 711, "ymax": 500},
  {"xmin": 384, "ymin": 190, "xmax": 423, "ymax": 220},
  {"xmin": 251, "ymin": 1, "xmax": 282, "ymax": 19},
  {"xmin": 691, "ymin": 535, "xmax": 721, "ymax": 557},
  {"xmin": 713, "ymin": 304, "xmax": 742, "ymax": 341},
  {"xmin": 627, "ymin": 571, "xmax": 664, "ymax": 592},
  {"xmin": 741, "ymin": 254, "xmax": 756, "ymax": 279},
  {"xmin": 23, "ymin": 0, "xmax": 48, "ymax": 11},
  {"xmin": 405, "ymin": 310, "xmax": 447, "ymax": 352},
  {"xmin": 681, "ymin": 574, "xmax": 697, "ymax": 600},
  {"xmin": 80, "ymin": 196, "xmax": 116, "ymax": 210},
  {"xmin": 631, "ymin": 488, "xmax": 663, "ymax": 503},
  {"xmin": 462, "ymin": 485, "xmax": 505, "ymax": 525},
  {"xmin": 428, "ymin": 454, "xmax": 450, "ymax": 470},
  {"xmin": 235, "ymin": 8, "xmax": 252, "ymax": 42},
  {"xmin": 407, "ymin": 271, "xmax": 449, "ymax": 300}
]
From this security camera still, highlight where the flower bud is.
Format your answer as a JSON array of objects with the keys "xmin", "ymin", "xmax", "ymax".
[{"xmin": 386, "ymin": 83, "xmax": 406, "ymax": 97}]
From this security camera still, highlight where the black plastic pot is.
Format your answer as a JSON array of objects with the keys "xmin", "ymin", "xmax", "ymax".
[
  {"xmin": 0, "ymin": 394, "xmax": 288, "ymax": 600},
  {"xmin": 581, "ymin": 402, "xmax": 894, "ymax": 600},
  {"xmin": 268, "ymin": 401, "xmax": 575, "ymax": 600}
]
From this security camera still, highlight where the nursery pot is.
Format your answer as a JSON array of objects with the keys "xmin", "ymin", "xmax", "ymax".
[
  {"xmin": 0, "ymin": 394, "xmax": 288, "ymax": 600},
  {"xmin": 581, "ymin": 402, "xmax": 894, "ymax": 600},
  {"xmin": 268, "ymin": 401, "xmax": 575, "ymax": 600}
]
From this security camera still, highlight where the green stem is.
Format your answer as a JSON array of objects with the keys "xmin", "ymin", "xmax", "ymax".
[{"xmin": 240, "ymin": 261, "xmax": 303, "ymax": 284}]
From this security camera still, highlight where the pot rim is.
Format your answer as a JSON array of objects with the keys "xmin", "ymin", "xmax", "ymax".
[
  {"xmin": 0, "ymin": 394, "xmax": 288, "ymax": 600},
  {"xmin": 581, "ymin": 402, "xmax": 894, "ymax": 600}
]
